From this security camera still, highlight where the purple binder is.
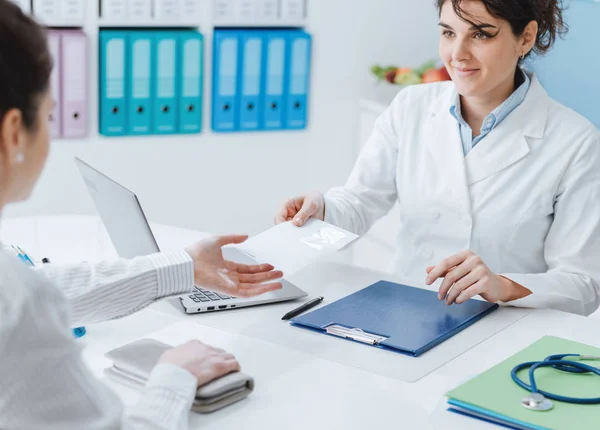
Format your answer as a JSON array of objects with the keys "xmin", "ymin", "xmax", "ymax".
[
  {"xmin": 47, "ymin": 30, "xmax": 62, "ymax": 138},
  {"xmin": 60, "ymin": 30, "xmax": 88, "ymax": 138}
]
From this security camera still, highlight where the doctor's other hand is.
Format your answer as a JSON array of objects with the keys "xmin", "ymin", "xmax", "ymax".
[
  {"xmin": 159, "ymin": 340, "xmax": 240, "ymax": 387},
  {"xmin": 274, "ymin": 192, "xmax": 325, "ymax": 226},
  {"xmin": 185, "ymin": 235, "xmax": 283, "ymax": 298},
  {"xmin": 425, "ymin": 250, "xmax": 532, "ymax": 305}
]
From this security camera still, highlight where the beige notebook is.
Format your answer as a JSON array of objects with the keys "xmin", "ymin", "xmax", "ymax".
[{"xmin": 104, "ymin": 339, "xmax": 254, "ymax": 413}]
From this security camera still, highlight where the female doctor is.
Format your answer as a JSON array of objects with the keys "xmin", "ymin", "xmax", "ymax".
[{"xmin": 276, "ymin": 0, "xmax": 600, "ymax": 316}]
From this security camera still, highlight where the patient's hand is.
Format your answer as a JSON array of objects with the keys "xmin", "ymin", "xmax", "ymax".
[
  {"xmin": 185, "ymin": 235, "xmax": 283, "ymax": 298},
  {"xmin": 159, "ymin": 340, "xmax": 240, "ymax": 387}
]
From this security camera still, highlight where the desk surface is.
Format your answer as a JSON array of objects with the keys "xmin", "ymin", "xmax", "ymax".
[{"xmin": 2, "ymin": 214, "xmax": 600, "ymax": 430}]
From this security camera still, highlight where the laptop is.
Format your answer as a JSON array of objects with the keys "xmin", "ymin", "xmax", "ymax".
[{"xmin": 74, "ymin": 157, "xmax": 308, "ymax": 314}]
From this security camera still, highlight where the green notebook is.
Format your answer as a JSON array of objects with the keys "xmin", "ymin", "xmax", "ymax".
[{"xmin": 446, "ymin": 336, "xmax": 600, "ymax": 430}]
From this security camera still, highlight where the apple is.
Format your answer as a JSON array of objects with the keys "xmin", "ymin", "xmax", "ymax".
[{"xmin": 421, "ymin": 66, "xmax": 452, "ymax": 83}]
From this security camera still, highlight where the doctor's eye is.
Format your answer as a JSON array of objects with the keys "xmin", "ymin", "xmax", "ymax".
[
  {"xmin": 442, "ymin": 30, "xmax": 455, "ymax": 38},
  {"xmin": 473, "ymin": 31, "xmax": 491, "ymax": 40}
]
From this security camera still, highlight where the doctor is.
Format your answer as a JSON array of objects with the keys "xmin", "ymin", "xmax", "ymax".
[{"xmin": 275, "ymin": 0, "xmax": 600, "ymax": 316}]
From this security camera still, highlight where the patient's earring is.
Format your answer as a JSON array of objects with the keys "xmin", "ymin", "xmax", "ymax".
[
  {"xmin": 520, "ymin": 51, "xmax": 526, "ymax": 60},
  {"xmin": 15, "ymin": 153, "xmax": 24, "ymax": 164}
]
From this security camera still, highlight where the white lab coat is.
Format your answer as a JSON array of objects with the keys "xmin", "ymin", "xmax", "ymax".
[{"xmin": 324, "ymin": 74, "xmax": 600, "ymax": 316}]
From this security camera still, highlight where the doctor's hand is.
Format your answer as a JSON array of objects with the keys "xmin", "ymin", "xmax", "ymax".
[
  {"xmin": 274, "ymin": 192, "xmax": 325, "ymax": 226},
  {"xmin": 185, "ymin": 235, "xmax": 283, "ymax": 298},
  {"xmin": 425, "ymin": 250, "xmax": 531, "ymax": 305}
]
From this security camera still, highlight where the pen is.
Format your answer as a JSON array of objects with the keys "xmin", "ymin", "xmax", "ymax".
[
  {"xmin": 17, "ymin": 246, "xmax": 35, "ymax": 266},
  {"xmin": 281, "ymin": 296, "xmax": 324, "ymax": 321},
  {"xmin": 11, "ymin": 245, "xmax": 34, "ymax": 266}
]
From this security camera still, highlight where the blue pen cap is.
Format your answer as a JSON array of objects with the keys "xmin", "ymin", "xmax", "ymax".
[{"xmin": 72, "ymin": 327, "xmax": 86, "ymax": 338}]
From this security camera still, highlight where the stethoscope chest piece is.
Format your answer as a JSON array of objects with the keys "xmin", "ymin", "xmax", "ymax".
[{"xmin": 521, "ymin": 393, "xmax": 553, "ymax": 411}]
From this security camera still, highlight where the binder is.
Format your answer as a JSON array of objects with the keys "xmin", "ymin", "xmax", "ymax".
[
  {"xmin": 99, "ymin": 31, "xmax": 128, "ymax": 136},
  {"xmin": 127, "ymin": 0, "xmax": 152, "ymax": 20},
  {"xmin": 261, "ymin": 31, "xmax": 287, "ymax": 130},
  {"xmin": 290, "ymin": 280, "xmax": 498, "ymax": 357},
  {"xmin": 284, "ymin": 30, "xmax": 311, "ymax": 130},
  {"xmin": 101, "ymin": 0, "xmax": 127, "ymax": 20},
  {"xmin": 154, "ymin": 0, "xmax": 180, "ymax": 21},
  {"xmin": 446, "ymin": 336, "xmax": 600, "ymax": 430},
  {"xmin": 213, "ymin": 0, "xmax": 235, "ymax": 22},
  {"xmin": 47, "ymin": 30, "xmax": 62, "ymax": 138},
  {"xmin": 234, "ymin": 0, "xmax": 256, "ymax": 22},
  {"xmin": 280, "ymin": 0, "xmax": 306, "ymax": 21},
  {"xmin": 61, "ymin": 0, "xmax": 85, "ymax": 21},
  {"xmin": 178, "ymin": 31, "xmax": 204, "ymax": 134},
  {"xmin": 127, "ymin": 31, "xmax": 153, "ymax": 135},
  {"xmin": 255, "ymin": 0, "xmax": 278, "ymax": 21},
  {"xmin": 152, "ymin": 32, "xmax": 179, "ymax": 134},
  {"xmin": 239, "ymin": 30, "xmax": 263, "ymax": 131},
  {"xmin": 181, "ymin": 0, "xmax": 202, "ymax": 20},
  {"xmin": 212, "ymin": 30, "xmax": 239, "ymax": 132},
  {"xmin": 32, "ymin": 0, "xmax": 61, "ymax": 22},
  {"xmin": 60, "ymin": 31, "xmax": 88, "ymax": 138}
]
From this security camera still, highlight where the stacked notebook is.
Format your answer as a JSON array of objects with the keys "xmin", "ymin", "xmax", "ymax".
[{"xmin": 446, "ymin": 336, "xmax": 600, "ymax": 430}]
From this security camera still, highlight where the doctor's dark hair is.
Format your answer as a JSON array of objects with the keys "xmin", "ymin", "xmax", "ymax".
[
  {"xmin": 435, "ymin": 0, "xmax": 568, "ymax": 57},
  {"xmin": 0, "ymin": 0, "xmax": 52, "ymax": 132}
]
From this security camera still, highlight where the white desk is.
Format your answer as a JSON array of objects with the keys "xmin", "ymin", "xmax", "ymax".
[{"xmin": 2, "ymin": 215, "xmax": 600, "ymax": 429}]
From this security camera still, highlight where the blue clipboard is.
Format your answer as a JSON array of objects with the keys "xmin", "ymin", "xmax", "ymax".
[{"xmin": 290, "ymin": 280, "xmax": 498, "ymax": 357}]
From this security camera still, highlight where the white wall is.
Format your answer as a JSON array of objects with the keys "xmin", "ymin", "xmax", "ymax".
[{"xmin": 5, "ymin": 0, "xmax": 440, "ymax": 235}]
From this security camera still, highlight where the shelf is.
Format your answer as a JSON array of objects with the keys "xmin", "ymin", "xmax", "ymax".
[
  {"xmin": 97, "ymin": 19, "xmax": 202, "ymax": 28},
  {"xmin": 212, "ymin": 20, "xmax": 307, "ymax": 28}
]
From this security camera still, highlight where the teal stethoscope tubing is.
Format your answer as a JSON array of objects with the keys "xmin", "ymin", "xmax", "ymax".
[{"xmin": 511, "ymin": 354, "xmax": 600, "ymax": 405}]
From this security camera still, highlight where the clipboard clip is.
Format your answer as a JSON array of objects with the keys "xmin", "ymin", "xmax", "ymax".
[{"xmin": 325, "ymin": 324, "xmax": 388, "ymax": 345}]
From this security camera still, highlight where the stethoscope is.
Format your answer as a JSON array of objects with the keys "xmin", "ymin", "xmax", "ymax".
[{"xmin": 511, "ymin": 354, "xmax": 600, "ymax": 411}]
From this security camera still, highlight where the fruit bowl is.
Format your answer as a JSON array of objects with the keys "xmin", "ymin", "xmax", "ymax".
[{"xmin": 371, "ymin": 60, "xmax": 451, "ymax": 85}]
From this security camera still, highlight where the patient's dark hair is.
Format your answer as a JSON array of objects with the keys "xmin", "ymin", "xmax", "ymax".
[
  {"xmin": 435, "ymin": 0, "xmax": 568, "ymax": 57},
  {"xmin": 0, "ymin": 0, "xmax": 52, "ymax": 131}
]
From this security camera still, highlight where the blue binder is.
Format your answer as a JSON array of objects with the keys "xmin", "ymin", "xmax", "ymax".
[
  {"xmin": 153, "ymin": 32, "xmax": 178, "ymax": 134},
  {"xmin": 127, "ymin": 31, "xmax": 153, "ymax": 135},
  {"xmin": 99, "ymin": 31, "xmax": 128, "ymax": 136},
  {"xmin": 262, "ymin": 31, "xmax": 287, "ymax": 130},
  {"xmin": 212, "ymin": 30, "xmax": 239, "ymax": 132},
  {"xmin": 291, "ymin": 280, "xmax": 499, "ymax": 357},
  {"xmin": 239, "ymin": 30, "xmax": 264, "ymax": 131},
  {"xmin": 285, "ymin": 30, "xmax": 311, "ymax": 130},
  {"xmin": 178, "ymin": 31, "xmax": 204, "ymax": 134}
]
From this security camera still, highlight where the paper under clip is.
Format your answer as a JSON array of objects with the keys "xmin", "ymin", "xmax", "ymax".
[{"xmin": 325, "ymin": 324, "xmax": 388, "ymax": 345}]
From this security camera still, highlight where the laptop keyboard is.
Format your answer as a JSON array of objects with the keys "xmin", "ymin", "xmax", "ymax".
[{"xmin": 189, "ymin": 288, "xmax": 236, "ymax": 303}]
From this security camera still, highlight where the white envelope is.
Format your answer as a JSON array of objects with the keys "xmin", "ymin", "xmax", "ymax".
[{"xmin": 231, "ymin": 219, "xmax": 359, "ymax": 276}]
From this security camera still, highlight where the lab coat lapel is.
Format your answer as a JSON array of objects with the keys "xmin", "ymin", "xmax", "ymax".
[
  {"xmin": 464, "ymin": 74, "xmax": 549, "ymax": 186},
  {"xmin": 464, "ymin": 124, "xmax": 530, "ymax": 186},
  {"xmin": 426, "ymin": 88, "xmax": 472, "ymax": 214}
]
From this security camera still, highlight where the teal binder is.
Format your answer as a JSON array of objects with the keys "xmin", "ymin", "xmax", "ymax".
[
  {"xmin": 127, "ymin": 31, "xmax": 153, "ymax": 135},
  {"xmin": 284, "ymin": 30, "xmax": 311, "ymax": 130},
  {"xmin": 262, "ymin": 31, "xmax": 287, "ymax": 131},
  {"xmin": 239, "ymin": 30, "xmax": 263, "ymax": 131},
  {"xmin": 152, "ymin": 32, "xmax": 179, "ymax": 134},
  {"xmin": 99, "ymin": 31, "xmax": 128, "ymax": 136},
  {"xmin": 177, "ymin": 31, "xmax": 204, "ymax": 134},
  {"xmin": 212, "ymin": 29, "xmax": 240, "ymax": 132}
]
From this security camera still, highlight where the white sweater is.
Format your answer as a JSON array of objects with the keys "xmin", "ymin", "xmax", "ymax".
[{"xmin": 0, "ymin": 245, "xmax": 198, "ymax": 430}]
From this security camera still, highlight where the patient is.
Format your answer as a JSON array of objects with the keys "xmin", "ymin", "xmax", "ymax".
[{"xmin": 0, "ymin": 1, "xmax": 282, "ymax": 428}]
